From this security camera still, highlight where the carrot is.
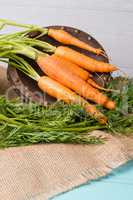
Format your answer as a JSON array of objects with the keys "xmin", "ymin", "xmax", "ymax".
[
  {"xmin": 87, "ymin": 78, "xmax": 118, "ymax": 92},
  {"xmin": 54, "ymin": 46, "xmax": 118, "ymax": 73},
  {"xmin": 52, "ymin": 55, "xmax": 92, "ymax": 80},
  {"xmin": 0, "ymin": 36, "xmax": 114, "ymax": 109},
  {"xmin": 9, "ymin": 54, "xmax": 107, "ymax": 124},
  {"xmin": 51, "ymin": 57, "xmax": 116, "ymax": 92},
  {"xmin": 37, "ymin": 54, "xmax": 115, "ymax": 110},
  {"xmin": 56, "ymin": 57, "xmax": 116, "ymax": 92},
  {"xmin": 38, "ymin": 76, "xmax": 107, "ymax": 124},
  {"xmin": 48, "ymin": 28, "xmax": 106, "ymax": 56},
  {"xmin": 0, "ymin": 19, "xmax": 106, "ymax": 57}
]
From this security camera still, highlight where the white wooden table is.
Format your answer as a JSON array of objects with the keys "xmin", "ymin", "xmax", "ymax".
[
  {"xmin": 0, "ymin": 2, "xmax": 132, "ymax": 200},
  {"xmin": 0, "ymin": 0, "xmax": 133, "ymax": 75}
]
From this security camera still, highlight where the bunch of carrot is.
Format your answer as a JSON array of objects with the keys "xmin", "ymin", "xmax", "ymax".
[{"xmin": 0, "ymin": 19, "xmax": 120, "ymax": 124}]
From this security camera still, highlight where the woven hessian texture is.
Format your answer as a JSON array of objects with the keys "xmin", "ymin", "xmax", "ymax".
[{"xmin": 0, "ymin": 133, "xmax": 133, "ymax": 200}]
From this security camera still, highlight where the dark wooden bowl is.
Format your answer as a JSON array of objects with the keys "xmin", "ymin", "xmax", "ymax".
[{"xmin": 7, "ymin": 26, "xmax": 110, "ymax": 105}]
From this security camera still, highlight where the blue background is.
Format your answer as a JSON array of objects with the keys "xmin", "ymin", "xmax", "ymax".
[{"xmin": 53, "ymin": 161, "xmax": 133, "ymax": 200}]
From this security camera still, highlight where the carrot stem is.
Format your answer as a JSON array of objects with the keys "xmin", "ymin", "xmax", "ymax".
[{"xmin": 0, "ymin": 18, "xmax": 48, "ymax": 35}]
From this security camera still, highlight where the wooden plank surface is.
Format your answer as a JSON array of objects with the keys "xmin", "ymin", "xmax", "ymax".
[
  {"xmin": 0, "ymin": 0, "xmax": 132, "ymax": 75},
  {"xmin": 0, "ymin": 0, "xmax": 133, "ymax": 12}
]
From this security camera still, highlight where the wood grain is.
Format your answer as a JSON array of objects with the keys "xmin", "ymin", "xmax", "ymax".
[{"xmin": 0, "ymin": 0, "xmax": 132, "ymax": 75}]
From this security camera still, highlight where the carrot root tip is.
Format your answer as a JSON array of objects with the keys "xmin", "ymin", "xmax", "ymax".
[{"xmin": 105, "ymin": 101, "xmax": 116, "ymax": 110}]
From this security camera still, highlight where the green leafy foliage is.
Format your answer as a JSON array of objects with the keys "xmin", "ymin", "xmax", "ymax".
[{"xmin": 0, "ymin": 77, "xmax": 132, "ymax": 148}]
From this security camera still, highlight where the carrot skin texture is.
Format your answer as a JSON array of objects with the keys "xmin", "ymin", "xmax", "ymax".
[
  {"xmin": 38, "ymin": 76, "xmax": 107, "ymax": 124},
  {"xmin": 52, "ymin": 55, "xmax": 91, "ymax": 80},
  {"xmin": 37, "ymin": 54, "xmax": 115, "ymax": 109},
  {"xmin": 55, "ymin": 46, "xmax": 118, "ymax": 72},
  {"xmin": 48, "ymin": 28, "xmax": 104, "ymax": 55}
]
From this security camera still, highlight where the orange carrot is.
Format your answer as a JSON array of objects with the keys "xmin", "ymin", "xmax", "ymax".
[
  {"xmin": 37, "ymin": 54, "xmax": 115, "ymax": 110},
  {"xmin": 54, "ymin": 46, "xmax": 118, "ymax": 73},
  {"xmin": 52, "ymin": 55, "xmax": 92, "ymax": 80},
  {"xmin": 87, "ymin": 78, "xmax": 118, "ymax": 92},
  {"xmin": 48, "ymin": 28, "xmax": 106, "ymax": 56},
  {"xmin": 38, "ymin": 76, "xmax": 107, "ymax": 124}
]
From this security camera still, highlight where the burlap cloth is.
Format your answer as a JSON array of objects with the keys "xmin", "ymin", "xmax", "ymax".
[{"xmin": 0, "ymin": 66, "xmax": 133, "ymax": 200}]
